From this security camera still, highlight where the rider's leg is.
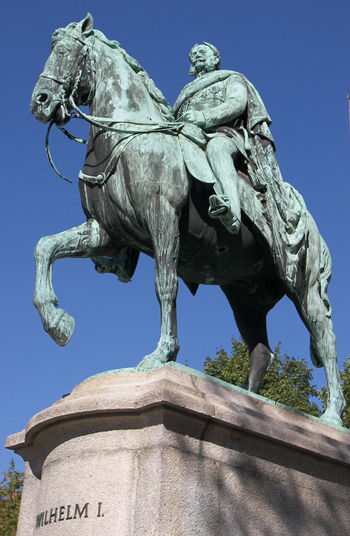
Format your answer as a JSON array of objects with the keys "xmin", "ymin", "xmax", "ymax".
[{"xmin": 206, "ymin": 136, "xmax": 241, "ymax": 234}]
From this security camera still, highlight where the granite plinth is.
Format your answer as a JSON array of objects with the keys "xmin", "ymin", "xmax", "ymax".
[{"xmin": 6, "ymin": 362, "xmax": 350, "ymax": 536}]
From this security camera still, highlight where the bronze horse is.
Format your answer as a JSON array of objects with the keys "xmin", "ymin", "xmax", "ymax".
[{"xmin": 30, "ymin": 15, "xmax": 345, "ymax": 426}]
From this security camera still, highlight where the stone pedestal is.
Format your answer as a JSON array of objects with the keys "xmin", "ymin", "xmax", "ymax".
[{"xmin": 6, "ymin": 363, "xmax": 350, "ymax": 536}]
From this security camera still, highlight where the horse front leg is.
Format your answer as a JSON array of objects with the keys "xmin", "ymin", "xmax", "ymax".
[
  {"xmin": 137, "ymin": 198, "xmax": 180, "ymax": 370},
  {"xmin": 33, "ymin": 219, "xmax": 113, "ymax": 346}
]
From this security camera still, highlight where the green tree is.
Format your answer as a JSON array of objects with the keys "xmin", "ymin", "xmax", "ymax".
[
  {"xmin": 318, "ymin": 357, "xmax": 350, "ymax": 429},
  {"xmin": 0, "ymin": 460, "xmax": 23, "ymax": 536},
  {"xmin": 204, "ymin": 338, "xmax": 321, "ymax": 417}
]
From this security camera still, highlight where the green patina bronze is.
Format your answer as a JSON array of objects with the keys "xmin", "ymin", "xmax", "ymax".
[{"xmin": 30, "ymin": 14, "xmax": 345, "ymax": 427}]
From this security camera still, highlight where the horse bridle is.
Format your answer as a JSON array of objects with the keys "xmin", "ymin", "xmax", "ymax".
[
  {"xmin": 38, "ymin": 33, "xmax": 95, "ymax": 182},
  {"xmin": 39, "ymin": 32, "xmax": 95, "ymax": 102}
]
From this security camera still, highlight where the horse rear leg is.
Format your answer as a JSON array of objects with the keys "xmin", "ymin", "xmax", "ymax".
[
  {"xmin": 34, "ymin": 219, "xmax": 114, "ymax": 346},
  {"xmin": 137, "ymin": 198, "xmax": 180, "ymax": 370},
  {"xmin": 312, "ymin": 319, "xmax": 345, "ymax": 426},
  {"xmin": 221, "ymin": 285, "xmax": 274, "ymax": 392},
  {"xmin": 290, "ymin": 287, "xmax": 345, "ymax": 426}
]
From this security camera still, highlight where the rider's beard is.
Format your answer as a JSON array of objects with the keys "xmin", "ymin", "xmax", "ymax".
[{"xmin": 195, "ymin": 59, "xmax": 218, "ymax": 77}]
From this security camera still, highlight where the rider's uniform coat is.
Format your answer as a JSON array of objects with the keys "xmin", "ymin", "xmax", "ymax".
[{"xmin": 173, "ymin": 69, "xmax": 275, "ymax": 162}]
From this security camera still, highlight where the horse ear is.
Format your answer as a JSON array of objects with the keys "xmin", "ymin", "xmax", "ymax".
[{"xmin": 81, "ymin": 13, "xmax": 94, "ymax": 36}]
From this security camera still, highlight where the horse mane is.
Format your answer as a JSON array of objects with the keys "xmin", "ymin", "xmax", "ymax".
[{"xmin": 53, "ymin": 24, "xmax": 174, "ymax": 121}]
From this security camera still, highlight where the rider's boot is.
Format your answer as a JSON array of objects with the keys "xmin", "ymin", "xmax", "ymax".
[{"xmin": 208, "ymin": 194, "xmax": 241, "ymax": 234}]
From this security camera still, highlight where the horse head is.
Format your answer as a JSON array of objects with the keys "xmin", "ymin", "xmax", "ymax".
[{"xmin": 30, "ymin": 14, "xmax": 95, "ymax": 126}]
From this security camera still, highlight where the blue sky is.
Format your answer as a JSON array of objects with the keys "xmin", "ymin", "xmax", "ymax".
[{"xmin": 1, "ymin": 0, "xmax": 349, "ymax": 471}]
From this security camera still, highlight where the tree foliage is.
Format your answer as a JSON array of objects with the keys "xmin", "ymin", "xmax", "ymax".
[
  {"xmin": 0, "ymin": 460, "xmax": 23, "ymax": 536},
  {"xmin": 204, "ymin": 338, "xmax": 321, "ymax": 417}
]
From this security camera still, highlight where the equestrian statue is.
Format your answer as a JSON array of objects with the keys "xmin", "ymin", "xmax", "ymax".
[{"xmin": 30, "ymin": 14, "xmax": 345, "ymax": 426}]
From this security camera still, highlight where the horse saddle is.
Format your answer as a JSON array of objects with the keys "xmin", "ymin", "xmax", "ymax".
[{"xmin": 79, "ymin": 123, "xmax": 216, "ymax": 186}]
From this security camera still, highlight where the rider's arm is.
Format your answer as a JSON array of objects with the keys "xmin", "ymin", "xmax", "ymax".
[{"xmin": 201, "ymin": 75, "xmax": 247, "ymax": 130}]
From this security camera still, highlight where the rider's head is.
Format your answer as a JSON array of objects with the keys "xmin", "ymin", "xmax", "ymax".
[{"xmin": 189, "ymin": 42, "xmax": 221, "ymax": 77}]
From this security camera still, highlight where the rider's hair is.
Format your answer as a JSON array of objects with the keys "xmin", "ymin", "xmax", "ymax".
[{"xmin": 189, "ymin": 42, "xmax": 221, "ymax": 77}]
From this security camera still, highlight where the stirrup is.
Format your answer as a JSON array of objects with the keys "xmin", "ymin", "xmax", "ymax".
[{"xmin": 208, "ymin": 195, "xmax": 229, "ymax": 217}]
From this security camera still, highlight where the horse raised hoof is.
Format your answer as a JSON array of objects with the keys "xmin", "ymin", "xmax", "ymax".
[{"xmin": 44, "ymin": 308, "xmax": 75, "ymax": 347}]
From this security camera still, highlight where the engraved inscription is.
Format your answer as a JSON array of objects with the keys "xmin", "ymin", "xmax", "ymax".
[
  {"xmin": 97, "ymin": 502, "xmax": 104, "ymax": 518},
  {"xmin": 35, "ymin": 502, "xmax": 104, "ymax": 529}
]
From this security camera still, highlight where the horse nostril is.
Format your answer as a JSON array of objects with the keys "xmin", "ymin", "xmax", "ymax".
[{"xmin": 36, "ymin": 93, "xmax": 49, "ymax": 104}]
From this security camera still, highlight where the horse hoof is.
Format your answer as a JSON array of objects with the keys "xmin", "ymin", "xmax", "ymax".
[
  {"xmin": 320, "ymin": 410, "xmax": 343, "ymax": 428},
  {"xmin": 46, "ymin": 308, "xmax": 75, "ymax": 347}
]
